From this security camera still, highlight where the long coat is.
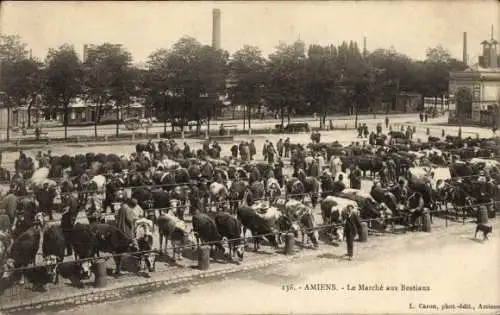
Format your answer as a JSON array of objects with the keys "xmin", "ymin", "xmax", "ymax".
[{"xmin": 116, "ymin": 204, "xmax": 136, "ymax": 240}]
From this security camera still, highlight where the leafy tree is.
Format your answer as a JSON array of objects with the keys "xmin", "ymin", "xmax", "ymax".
[
  {"xmin": 44, "ymin": 44, "xmax": 83, "ymax": 139},
  {"xmin": 83, "ymin": 43, "xmax": 134, "ymax": 138},
  {"xmin": 146, "ymin": 48, "xmax": 172, "ymax": 133},
  {"xmin": 229, "ymin": 45, "xmax": 267, "ymax": 130},
  {"xmin": 266, "ymin": 40, "xmax": 307, "ymax": 127},
  {"xmin": 1, "ymin": 35, "xmax": 43, "ymax": 140},
  {"xmin": 306, "ymin": 44, "xmax": 340, "ymax": 128},
  {"xmin": 165, "ymin": 36, "xmax": 228, "ymax": 133}
]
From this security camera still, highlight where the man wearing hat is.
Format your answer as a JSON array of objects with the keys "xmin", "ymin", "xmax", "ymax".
[{"xmin": 343, "ymin": 205, "xmax": 357, "ymax": 260}]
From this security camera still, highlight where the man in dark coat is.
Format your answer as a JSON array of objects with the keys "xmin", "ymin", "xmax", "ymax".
[
  {"xmin": 249, "ymin": 140, "xmax": 256, "ymax": 161},
  {"xmin": 349, "ymin": 166, "xmax": 362, "ymax": 189},
  {"xmin": 276, "ymin": 139, "xmax": 284, "ymax": 158},
  {"xmin": 231, "ymin": 144, "xmax": 239, "ymax": 159},
  {"xmin": 274, "ymin": 159, "xmax": 284, "ymax": 187},
  {"xmin": 343, "ymin": 205, "xmax": 358, "ymax": 260},
  {"xmin": 262, "ymin": 141, "xmax": 269, "ymax": 162},
  {"xmin": 284, "ymin": 138, "xmax": 291, "ymax": 158}
]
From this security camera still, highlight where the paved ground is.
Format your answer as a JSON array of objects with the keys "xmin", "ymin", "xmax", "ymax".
[
  {"xmin": 0, "ymin": 113, "xmax": 457, "ymax": 141},
  {"xmin": 40, "ymin": 218, "xmax": 500, "ymax": 315},
  {"xmin": 0, "ymin": 113, "xmax": 497, "ymax": 313}
]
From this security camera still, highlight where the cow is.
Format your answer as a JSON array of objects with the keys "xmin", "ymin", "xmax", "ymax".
[
  {"xmin": 2, "ymin": 213, "xmax": 44, "ymax": 287},
  {"xmin": 134, "ymin": 218, "xmax": 156, "ymax": 273},
  {"xmin": 236, "ymin": 205, "xmax": 279, "ymax": 252},
  {"xmin": 41, "ymin": 225, "xmax": 66, "ymax": 285},
  {"xmin": 156, "ymin": 213, "xmax": 192, "ymax": 261},
  {"xmin": 192, "ymin": 212, "xmax": 225, "ymax": 258},
  {"xmin": 67, "ymin": 223, "xmax": 98, "ymax": 279},
  {"xmin": 90, "ymin": 223, "xmax": 139, "ymax": 275},
  {"xmin": 212, "ymin": 212, "xmax": 245, "ymax": 261}
]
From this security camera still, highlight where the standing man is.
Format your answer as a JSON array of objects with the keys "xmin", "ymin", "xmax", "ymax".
[
  {"xmin": 249, "ymin": 139, "xmax": 256, "ymax": 161},
  {"xmin": 267, "ymin": 142, "xmax": 276, "ymax": 165},
  {"xmin": 349, "ymin": 165, "xmax": 362, "ymax": 189},
  {"xmin": 284, "ymin": 138, "xmax": 291, "ymax": 158},
  {"xmin": 343, "ymin": 205, "xmax": 358, "ymax": 260},
  {"xmin": 277, "ymin": 139, "xmax": 284, "ymax": 158},
  {"xmin": 116, "ymin": 199, "xmax": 137, "ymax": 241},
  {"xmin": 262, "ymin": 140, "xmax": 269, "ymax": 162}
]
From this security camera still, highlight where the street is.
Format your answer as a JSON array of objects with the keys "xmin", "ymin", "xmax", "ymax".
[
  {"xmin": 44, "ymin": 219, "xmax": 500, "ymax": 315},
  {"xmin": 0, "ymin": 113, "xmax": 462, "ymax": 141}
]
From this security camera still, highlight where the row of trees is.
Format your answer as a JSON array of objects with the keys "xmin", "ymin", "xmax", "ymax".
[{"xmin": 0, "ymin": 34, "xmax": 467, "ymax": 139}]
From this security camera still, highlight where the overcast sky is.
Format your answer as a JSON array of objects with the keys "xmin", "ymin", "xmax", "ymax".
[{"xmin": 0, "ymin": 1, "xmax": 498, "ymax": 64}]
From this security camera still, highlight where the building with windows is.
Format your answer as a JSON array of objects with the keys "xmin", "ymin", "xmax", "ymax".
[{"xmin": 448, "ymin": 34, "xmax": 500, "ymax": 127}]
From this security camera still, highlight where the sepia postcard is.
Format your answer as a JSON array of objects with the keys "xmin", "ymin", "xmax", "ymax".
[{"xmin": 0, "ymin": 1, "xmax": 499, "ymax": 315}]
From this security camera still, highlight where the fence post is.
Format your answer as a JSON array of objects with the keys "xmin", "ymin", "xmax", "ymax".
[
  {"xmin": 284, "ymin": 233, "xmax": 295, "ymax": 255},
  {"xmin": 426, "ymin": 128, "xmax": 430, "ymax": 135},
  {"xmin": 131, "ymin": 133, "xmax": 135, "ymax": 141},
  {"xmin": 358, "ymin": 222, "xmax": 368, "ymax": 242},
  {"xmin": 422, "ymin": 213, "xmax": 431, "ymax": 232},
  {"xmin": 476, "ymin": 133, "xmax": 480, "ymax": 139},
  {"xmin": 94, "ymin": 258, "xmax": 108, "ymax": 288},
  {"xmin": 412, "ymin": 126, "xmax": 416, "ymax": 133},
  {"xmin": 156, "ymin": 133, "xmax": 160, "ymax": 140},
  {"xmin": 104, "ymin": 135, "xmax": 108, "ymax": 142},
  {"xmin": 181, "ymin": 130, "xmax": 185, "ymax": 139},
  {"xmin": 197, "ymin": 245, "xmax": 210, "ymax": 270},
  {"xmin": 442, "ymin": 129, "xmax": 445, "ymax": 137}
]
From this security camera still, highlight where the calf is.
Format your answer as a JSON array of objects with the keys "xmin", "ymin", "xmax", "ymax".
[{"xmin": 237, "ymin": 206, "xmax": 279, "ymax": 251}]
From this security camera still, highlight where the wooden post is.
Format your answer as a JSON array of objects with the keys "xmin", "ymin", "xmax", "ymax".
[
  {"xmin": 104, "ymin": 135, "xmax": 108, "ymax": 142},
  {"xmin": 442, "ymin": 129, "xmax": 445, "ymax": 137},
  {"xmin": 412, "ymin": 126, "xmax": 416, "ymax": 133},
  {"xmin": 131, "ymin": 133, "xmax": 135, "ymax": 141},
  {"xmin": 284, "ymin": 233, "xmax": 295, "ymax": 255},
  {"xmin": 422, "ymin": 213, "xmax": 431, "ymax": 232},
  {"xmin": 426, "ymin": 128, "xmax": 430, "ymax": 135},
  {"xmin": 197, "ymin": 246, "xmax": 210, "ymax": 270},
  {"xmin": 156, "ymin": 133, "xmax": 160, "ymax": 140},
  {"xmin": 181, "ymin": 130, "xmax": 185, "ymax": 139},
  {"xmin": 358, "ymin": 222, "xmax": 368, "ymax": 242},
  {"xmin": 94, "ymin": 259, "xmax": 108, "ymax": 288}
]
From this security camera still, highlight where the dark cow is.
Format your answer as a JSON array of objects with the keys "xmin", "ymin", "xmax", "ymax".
[
  {"xmin": 67, "ymin": 223, "xmax": 98, "ymax": 280},
  {"xmin": 192, "ymin": 212, "xmax": 225, "ymax": 257},
  {"xmin": 2, "ymin": 215, "xmax": 43, "ymax": 288},
  {"xmin": 90, "ymin": 223, "xmax": 138, "ymax": 275},
  {"xmin": 212, "ymin": 212, "xmax": 244, "ymax": 260},
  {"xmin": 237, "ymin": 205, "xmax": 279, "ymax": 251},
  {"xmin": 42, "ymin": 225, "xmax": 66, "ymax": 284}
]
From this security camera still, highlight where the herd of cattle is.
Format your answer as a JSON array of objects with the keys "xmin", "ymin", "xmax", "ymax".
[{"xmin": 0, "ymin": 132, "xmax": 499, "ymax": 294}]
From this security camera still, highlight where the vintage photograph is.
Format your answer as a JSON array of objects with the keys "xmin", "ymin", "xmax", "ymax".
[{"xmin": 0, "ymin": 1, "xmax": 499, "ymax": 314}]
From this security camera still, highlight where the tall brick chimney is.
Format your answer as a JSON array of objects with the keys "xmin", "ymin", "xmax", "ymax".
[{"xmin": 212, "ymin": 8, "xmax": 221, "ymax": 50}]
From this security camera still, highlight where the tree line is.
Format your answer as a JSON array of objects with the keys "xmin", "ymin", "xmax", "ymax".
[{"xmin": 0, "ymin": 34, "xmax": 467, "ymax": 139}]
